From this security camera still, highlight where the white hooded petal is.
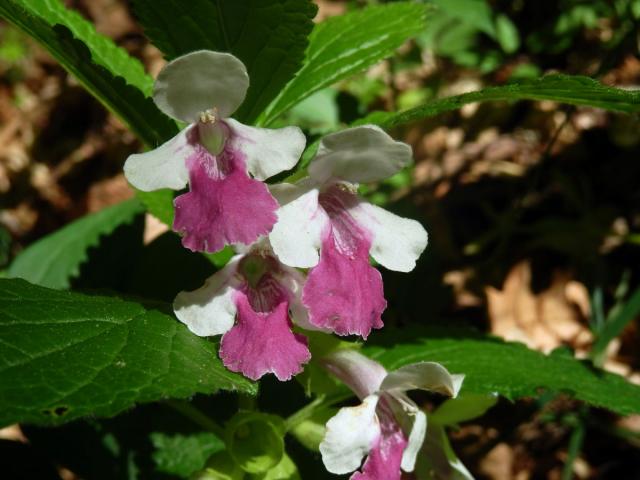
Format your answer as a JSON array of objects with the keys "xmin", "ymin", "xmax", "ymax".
[
  {"xmin": 380, "ymin": 362, "xmax": 464, "ymax": 398},
  {"xmin": 319, "ymin": 394, "xmax": 381, "ymax": 475},
  {"xmin": 350, "ymin": 201, "xmax": 428, "ymax": 272},
  {"xmin": 321, "ymin": 349, "xmax": 388, "ymax": 400},
  {"xmin": 173, "ymin": 257, "xmax": 243, "ymax": 336},
  {"xmin": 153, "ymin": 50, "xmax": 249, "ymax": 123},
  {"xmin": 269, "ymin": 178, "xmax": 317, "ymax": 206},
  {"xmin": 269, "ymin": 187, "xmax": 329, "ymax": 268},
  {"xmin": 382, "ymin": 392, "xmax": 427, "ymax": 472},
  {"xmin": 123, "ymin": 128, "xmax": 192, "ymax": 191},
  {"xmin": 401, "ymin": 403, "xmax": 427, "ymax": 472},
  {"xmin": 225, "ymin": 119, "xmax": 306, "ymax": 181},
  {"xmin": 309, "ymin": 125, "xmax": 413, "ymax": 184}
]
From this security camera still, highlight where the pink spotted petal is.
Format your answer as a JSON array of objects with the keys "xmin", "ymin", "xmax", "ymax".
[
  {"xmin": 302, "ymin": 229, "xmax": 386, "ymax": 338},
  {"xmin": 173, "ymin": 143, "xmax": 278, "ymax": 253},
  {"xmin": 219, "ymin": 292, "xmax": 311, "ymax": 381},
  {"xmin": 351, "ymin": 430, "xmax": 408, "ymax": 480}
]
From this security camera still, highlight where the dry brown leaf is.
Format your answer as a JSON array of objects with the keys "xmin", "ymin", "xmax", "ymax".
[
  {"xmin": 479, "ymin": 442, "xmax": 515, "ymax": 480},
  {"xmin": 486, "ymin": 261, "xmax": 593, "ymax": 353}
]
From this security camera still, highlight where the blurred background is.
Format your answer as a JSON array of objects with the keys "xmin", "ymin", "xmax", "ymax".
[{"xmin": 1, "ymin": 0, "xmax": 639, "ymax": 478}]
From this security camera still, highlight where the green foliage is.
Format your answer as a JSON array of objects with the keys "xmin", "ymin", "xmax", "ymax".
[
  {"xmin": 592, "ymin": 285, "xmax": 640, "ymax": 366},
  {"xmin": 131, "ymin": 0, "xmax": 317, "ymax": 123},
  {"xmin": 282, "ymin": 88, "xmax": 339, "ymax": 135},
  {"xmin": 196, "ymin": 451, "xmax": 244, "ymax": 480},
  {"xmin": 495, "ymin": 13, "xmax": 520, "ymax": 54},
  {"xmin": 252, "ymin": 454, "xmax": 300, "ymax": 480},
  {"xmin": 430, "ymin": 393, "xmax": 498, "ymax": 426},
  {"xmin": 0, "ymin": 225, "xmax": 11, "ymax": 269},
  {"xmin": 0, "ymin": 26, "xmax": 28, "ymax": 64},
  {"xmin": 0, "ymin": 279, "xmax": 255, "ymax": 427},
  {"xmin": 415, "ymin": 423, "xmax": 473, "ymax": 480},
  {"xmin": 151, "ymin": 432, "xmax": 225, "ymax": 477},
  {"xmin": 135, "ymin": 189, "xmax": 175, "ymax": 226},
  {"xmin": 0, "ymin": 0, "xmax": 177, "ymax": 146},
  {"xmin": 364, "ymin": 75, "xmax": 640, "ymax": 129},
  {"xmin": 7, "ymin": 199, "xmax": 143, "ymax": 289},
  {"xmin": 418, "ymin": 0, "xmax": 519, "ymax": 70},
  {"xmin": 260, "ymin": 2, "xmax": 430, "ymax": 125},
  {"xmin": 430, "ymin": 0, "xmax": 495, "ymax": 36},
  {"xmin": 21, "ymin": 0, "xmax": 152, "ymax": 94},
  {"xmin": 366, "ymin": 326, "xmax": 640, "ymax": 415}
]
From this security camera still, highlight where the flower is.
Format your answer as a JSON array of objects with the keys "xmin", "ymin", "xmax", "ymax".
[
  {"xmin": 269, "ymin": 126, "xmax": 428, "ymax": 338},
  {"xmin": 173, "ymin": 241, "xmax": 312, "ymax": 381},
  {"xmin": 319, "ymin": 350, "xmax": 464, "ymax": 480},
  {"xmin": 124, "ymin": 50, "xmax": 306, "ymax": 253}
]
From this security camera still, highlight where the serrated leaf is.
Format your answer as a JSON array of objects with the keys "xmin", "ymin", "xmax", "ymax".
[
  {"xmin": 21, "ymin": 0, "xmax": 152, "ymax": 94},
  {"xmin": 260, "ymin": 2, "xmax": 429, "ymax": 126},
  {"xmin": 131, "ymin": 0, "xmax": 317, "ymax": 123},
  {"xmin": 0, "ymin": 279, "xmax": 255, "ymax": 427},
  {"xmin": 151, "ymin": 432, "xmax": 225, "ymax": 478},
  {"xmin": 366, "ymin": 326, "xmax": 640, "ymax": 416},
  {"xmin": 0, "ymin": 0, "xmax": 177, "ymax": 146},
  {"xmin": 362, "ymin": 74, "xmax": 640, "ymax": 129},
  {"xmin": 8, "ymin": 199, "xmax": 144, "ymax": 290}
]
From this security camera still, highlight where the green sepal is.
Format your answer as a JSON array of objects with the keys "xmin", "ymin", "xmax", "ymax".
[{"xmin": 226, "ymin": 411, "xmax": 286, "ymax": 474}]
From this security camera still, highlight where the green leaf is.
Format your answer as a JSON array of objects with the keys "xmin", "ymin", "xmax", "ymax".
[
  {"xmin": 495, "ymin": 13, "xmax": 520, "ymax": 53},
  {"xmin": 151, "ymin": 432, "xmax": 225, "ymax": 478},
  {"xmin": 429, "ymin": 0, "xmax": 495, "ymax": 37},
  {"xmin": 20, "ymin": 0, "xmax": 152, "ymax": 94},
  {"xmin": 8, "ymin": 199, "xmax": 144, "ymax": 290},
  {"xmin": 0, "ymin": 0, "xmax": 177, "ymax": 146},
  {"xmin": 592, "ymin": 285, "xmax": 640, "ymax": 366},
  {"xmin": 260, "ymin": 2, "xmax": 430, "ymax": 125},
  {"xmin": 0, "ymin": 279, "xmax": 255, "ymax": 427},
  {"xmin": 430, "ymin": 392, "xmax": 498, "ymax": 426},
  {"xmin": 415, "ymin": 422, "xmax": 473, "ymax": 480},
  {"xmin": 131, "ymin": 0, "xmax": 317, "ymax": 123},
  {"xmin": 366, "ymin": 326, "xmax": 640, "ymax": 415},
  {"xmin": 363, "ymin": 75, "xmax": 640, "ymax": 129},
  {"xmin": 135, "ymin": 189, "xmax": 174, "ymax": 226}
]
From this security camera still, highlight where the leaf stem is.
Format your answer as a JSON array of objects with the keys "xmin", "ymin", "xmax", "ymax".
[{"xmin": 166, "ymin": 399, "xmax": 226, "ymax": 438}]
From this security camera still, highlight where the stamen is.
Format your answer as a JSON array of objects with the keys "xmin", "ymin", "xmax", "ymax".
[{"xmin": 199, "ymin": 107, "xmax": 218, "ymax": 124}]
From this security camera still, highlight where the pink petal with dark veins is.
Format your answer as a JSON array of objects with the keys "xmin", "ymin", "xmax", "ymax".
[
  {"xmin": 219, "ymin": 291, "xmax": 311, "ymax": 381},
  {"xmin": 173, "ymin": 135, "xmax": 278, "ymax": 253},
  {"xmin": 302, "ymin": 185, "xmax": 386, "ymax": 338}
]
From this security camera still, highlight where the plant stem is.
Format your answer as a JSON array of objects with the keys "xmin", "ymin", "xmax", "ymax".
[
  {"xmin": 561, "ymin": 420, "xmax": 585, "ymax": 480},
  {"xmin": 284, "ymin": 391, "xmax": 352, "ymax": 432},
  {"xmin": 166, "ymin": 399, "xmax": 226, "ymax": 438}
]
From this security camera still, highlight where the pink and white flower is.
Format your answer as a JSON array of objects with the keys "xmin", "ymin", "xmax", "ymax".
[
  {"xmin": 173, "ymin": 241, "xmax": 311, "ymax": 381},
  {"xmin": 269, "ymin": 126, "xmax": 428, "ymax": 338},
  {"xmin": 319, "ymin": 350, "xmax": 464, "ymax": 480},
  {"xmin": 124, "ymin": 50, "xmax": 306, "ymax": 253}
]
